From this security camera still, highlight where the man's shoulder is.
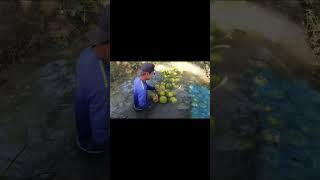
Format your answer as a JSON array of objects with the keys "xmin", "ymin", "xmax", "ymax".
[
  {"xmin": 134, "ymin": 76, "xmax": 139, "ymax": 83},
  {"xmin": 77, "ymin": 47, "xmax": 97, "ymax": 68},
  {"xmin": 133, "ymin": 77, "xmax": 142, "ymax": 89},
  {"xmin": 78, "ymin": 47, "xmax": 92, "ymax": 61}
]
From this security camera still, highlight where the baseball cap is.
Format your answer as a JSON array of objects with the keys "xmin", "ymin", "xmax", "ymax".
[
  {"xmin": 87, "ymin": 5, "xmax": 110, "ymax": 46},
  {"xmin": 140, "ymin": 63, "xmax": 155, "ymax": 73}
]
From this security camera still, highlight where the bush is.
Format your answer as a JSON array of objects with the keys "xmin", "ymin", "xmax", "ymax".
[{"xmin": 63, "ymin": 0, "xmax": 108, "ymax": 26}]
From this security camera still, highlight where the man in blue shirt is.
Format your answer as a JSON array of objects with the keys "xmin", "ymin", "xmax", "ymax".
[
  {"xmin": 74, "ymin": 6, "xmax": 110, "ymax": 154},
  {"xmin": 133, "ymin": 63, "xmax": 159, "ymax": 111}
]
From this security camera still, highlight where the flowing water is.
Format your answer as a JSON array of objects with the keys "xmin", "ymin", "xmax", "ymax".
[
  {"xmin": 110, "ymin": 62, "xmax": 210, "ymax": 119},
  {"xmin": 211, "ymin": 1, "xmax": 320, "ymax": 180}
]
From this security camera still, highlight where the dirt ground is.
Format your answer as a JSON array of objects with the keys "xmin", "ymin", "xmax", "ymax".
[{"xmin": 0, "ymin": 43, "xmax": 109, "ymax": 180}]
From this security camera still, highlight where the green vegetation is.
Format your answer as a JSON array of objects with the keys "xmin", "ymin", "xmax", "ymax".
[
  {"xmin": 0, "ymin": 1, "xmax": 108, "ymax": 72},
  {"xmin": 64, "ymin": 0, "xmax": 107, "ymax": 25}
]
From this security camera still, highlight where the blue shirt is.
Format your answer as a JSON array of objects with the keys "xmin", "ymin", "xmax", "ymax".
[
  {"xmin": 74, "ymin": 47, "xmax": 109, "ymax": 146},
  {"xmin": 133, "ymin": 77, "xmax": 155, "ymax": 109}
]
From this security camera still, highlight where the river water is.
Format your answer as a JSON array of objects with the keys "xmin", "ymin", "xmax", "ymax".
[{"xmin": 211, "ymin": 1, "xmax": 320, "ymax": 180}]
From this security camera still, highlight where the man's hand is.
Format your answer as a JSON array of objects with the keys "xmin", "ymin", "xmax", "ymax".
[{"xmin": 152, "ymin": 94, "xmax": 159, "ymax": 103}]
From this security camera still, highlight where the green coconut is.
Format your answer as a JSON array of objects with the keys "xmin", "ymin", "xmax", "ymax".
[
  {"xmin": 158, "ymin": 91, "xmax": 165, "ymax": 96},
  {"xmin": 159, "ymin": 96, "xmax": 168, "ymax": 103},
  {"xmin": 159, "ymin": 85, "xmax": 166, "ymax": 90},
  {"xmin": 166, "ymin": 91, "xmax": 174, "ymax": 97},
  {"xmin": 165, "ymin": 83, "xmax": 172, "ymax": 89},
  {"xmin": 169, "ymin": 97, "xmax": 177, "ymax": 103}
]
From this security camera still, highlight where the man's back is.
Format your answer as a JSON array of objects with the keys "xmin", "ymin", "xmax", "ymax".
[{"xmin": 74, "ymin": 47, "xmax": 109, "ymax": 151}]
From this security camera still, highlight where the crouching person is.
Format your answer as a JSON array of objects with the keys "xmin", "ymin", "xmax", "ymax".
[
  {"xmin": 74, "ymin": 6, "xmax": 110, "ymax": 154},
  {"xmin": 133, "ymin": 63, "xmax": 159, "ymax": 112}
]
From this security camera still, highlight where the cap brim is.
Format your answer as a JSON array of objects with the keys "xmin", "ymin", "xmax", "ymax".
[{"xmin": 86, "ymin": 27, "xmax": 110, "ymax": 46}]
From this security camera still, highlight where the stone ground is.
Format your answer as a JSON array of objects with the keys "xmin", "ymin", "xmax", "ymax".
[{"xmin": 0, "ymin": 48, "xmax": 109, "ymax": 180}]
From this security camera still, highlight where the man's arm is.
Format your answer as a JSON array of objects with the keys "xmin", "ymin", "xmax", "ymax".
[
  {"xmin": 137, "ymin": 89, "xmax": 149, "ymax": 109},
  {"xmin": 87, "ymin": 61, "xmax": 109, "ymax": 146},
  {"xmin": 146, "ymin": 83, "xmax": 155, "ymax": 90}
]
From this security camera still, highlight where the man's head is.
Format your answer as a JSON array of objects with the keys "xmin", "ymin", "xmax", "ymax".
[
  {"xmin": 138, "ymin": 63, "xmax": 155, "ymax": 80},
  {"xmin": 87, "ymin": 5, "xmax": 110, "ymax": 62}
]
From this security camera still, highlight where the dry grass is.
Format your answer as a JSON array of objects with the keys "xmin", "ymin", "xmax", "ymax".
[{"xmin": 304, "ymin": 0, "xmax": 320, "ymax": 63}]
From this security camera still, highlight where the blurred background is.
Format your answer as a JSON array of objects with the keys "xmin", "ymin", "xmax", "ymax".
[
  {"xmin": 0, "ymin": 0, "xmax": 108, "ymax": 71},
  {"xmin": 211, "ymin": 1, "xmax": 320, "ymax": 180},
  {"xmin": 0, "ymin": 1, "xmax": 109, "ymax": 180}
]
